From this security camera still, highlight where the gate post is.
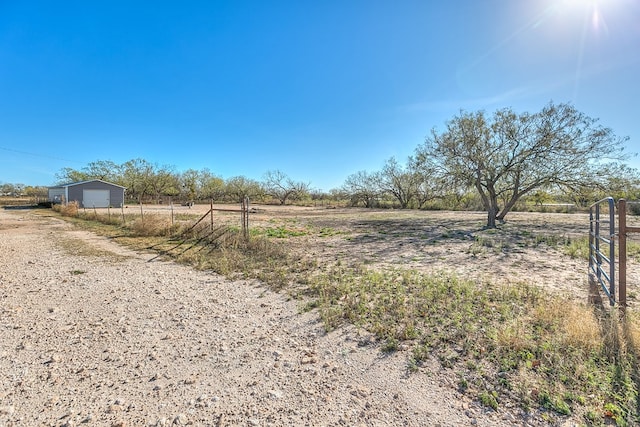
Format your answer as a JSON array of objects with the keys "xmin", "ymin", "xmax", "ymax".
[{"xmin": 618, "ymin": 199, "xmax": 628, "ymax": 312}]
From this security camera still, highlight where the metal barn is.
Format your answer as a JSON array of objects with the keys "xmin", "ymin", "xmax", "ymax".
[{"xmin": 48, "ymin": 180, "xmax": 126, "ymax": 208}]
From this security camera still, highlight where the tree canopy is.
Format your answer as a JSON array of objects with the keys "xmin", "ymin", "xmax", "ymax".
[{"xmin": 414, "ymin": 102, "xmax": 630, "ymax": 228}]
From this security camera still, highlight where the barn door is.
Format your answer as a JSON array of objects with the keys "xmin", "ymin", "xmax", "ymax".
[{"xmin": 83, "ymin": 189, "xmax": 110, "ymax": 208}]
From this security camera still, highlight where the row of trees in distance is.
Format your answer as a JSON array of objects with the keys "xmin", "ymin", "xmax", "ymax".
[
  {"xmin": 2, "ymin": 102, "xmax": 638, "ymax": 227},
  {"xmin": 0, "ymin": 183, "xmax": 48, "ymax": 199},
  {"xmin": 52, "ymin": 161, "xmax": 313, "ymax": 206}
]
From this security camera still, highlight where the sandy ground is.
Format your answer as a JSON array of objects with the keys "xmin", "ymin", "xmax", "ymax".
[{"xmin": 1, "ymin": 205, "xmax": 627, "ymax": 426}]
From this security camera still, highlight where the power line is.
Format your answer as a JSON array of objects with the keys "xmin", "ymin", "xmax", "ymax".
[{"xmin": 0, "ymin": 146, "xmax": 84, "ymax": 164}]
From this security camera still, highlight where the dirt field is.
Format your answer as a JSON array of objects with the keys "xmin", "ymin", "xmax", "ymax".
[
  {"xmin": 1, "ymin": 205, "xmax": 636, "ymax": 426},
  {"xmin": 167, "ymin": 203, "xmax": 638, "ymax": 307}
]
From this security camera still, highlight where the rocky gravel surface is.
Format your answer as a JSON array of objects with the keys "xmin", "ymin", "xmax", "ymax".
[{"xmin": 0, "ymin": 209, "xmax": 567, "ymax": 426}]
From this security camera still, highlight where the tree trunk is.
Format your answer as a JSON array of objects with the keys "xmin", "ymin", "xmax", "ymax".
[
  {"xmin": 474, "ymin": 180, "xmax": 499, "ymax": 228},
  {"xmin": 486, "ymin": 190, "xmax": 499, "ymax": 229},
  {"xmin": 486, "ymin": 206, "xmax": 497, "ymax": 229},
  {"xmin": 497, "ymin": 197, "xmax": 518, "ymax": 221}
]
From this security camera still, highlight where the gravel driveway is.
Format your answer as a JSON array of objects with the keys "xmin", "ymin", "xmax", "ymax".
[{"xmin": 0, "ymin": 208, "xmax": 548, "ymax": 426}]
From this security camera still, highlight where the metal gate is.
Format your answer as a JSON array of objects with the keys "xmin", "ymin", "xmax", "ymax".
[
  {"xmin": 589, "ymin": 198, "xmax": 616, "ymax": 306},
  {"xmin": 589, "ymin": 198, "xmax": 640, "ymax": 309}
]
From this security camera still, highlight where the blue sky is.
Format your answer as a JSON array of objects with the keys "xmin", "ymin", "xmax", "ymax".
[{"xmin": 1, "ymin": 0, "xmax": 639, "ymax": 191}]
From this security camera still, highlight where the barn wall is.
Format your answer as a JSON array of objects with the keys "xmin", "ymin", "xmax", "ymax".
[
  {"xmin": 67, "ymin": 181, "xmax": 125, "ymax": 208},
  {"xmin": 109, "ymin": 186, "xmax": 125, "ymax": 208},
  {"xmin": 48, "ymin": 187, "xmax": 65, "ymax": 203}
]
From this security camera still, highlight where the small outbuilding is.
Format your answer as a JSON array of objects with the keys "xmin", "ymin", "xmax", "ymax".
[{"xmin": 48, "ymin": 179, "xmax": 126, "ymax": 208}]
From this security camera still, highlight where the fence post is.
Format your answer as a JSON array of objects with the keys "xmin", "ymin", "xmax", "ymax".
[
  {"xmin": 242, "ymin": 197, "xmax": 249, "ymax": 240},
  {"xmin": 618, "ymin": 199, "xmax": 627, "ymax": 312},
  {"xmin": 595, "ymin": 203, "xmax": 602, "ymax": 289},
  {"xmin": 210, "ymin": 199, "xmax": 214, "ymax": 231},
  {"xmin": 241, "ymin": 198, "xmax": 245, "ymax": 239}
]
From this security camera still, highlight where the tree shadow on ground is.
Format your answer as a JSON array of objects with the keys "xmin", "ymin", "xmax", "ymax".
[{"xmin": 338, "ymin": 216, "xmax": 573, "ymax": 264}]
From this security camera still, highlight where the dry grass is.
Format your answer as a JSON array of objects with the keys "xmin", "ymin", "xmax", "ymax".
[
  {"xmin": 562, "ymin": 304, "xmax": 602, "ymax": 352},
  {"xmin": 53, "ymin": 203, "xmax": 184, "ymax": 237},
  {"xmin": 53, "ymin": 201, "xmax": 79, "ymax": 217},
  {"xmin": 127, "ymin": 214, "xmax": 180, "ymax": 237}
]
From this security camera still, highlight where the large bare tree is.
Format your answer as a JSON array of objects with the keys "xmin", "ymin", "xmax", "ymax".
[
  {"xmin": 415, "ymin": 102, "xmax": 629, "ymax": 228},
  {"xmin": 342, "ymin": 170, "xmax": 381, "ymax": 208},
  {"xmin": 262, "ymin": 170, "xmax": 310, "ymax": 205},
  {"xmin": 376, "ymin": 157, "xmax": 421, "ymax": 208},
  {"xmin": 407, "ymin": 155, "xmax": 446, "ymax": 209}
]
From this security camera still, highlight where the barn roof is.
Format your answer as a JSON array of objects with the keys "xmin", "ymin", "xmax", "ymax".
[{"xmin": 49, "ymin": 179, "xmax": 126, "ymax": 189}]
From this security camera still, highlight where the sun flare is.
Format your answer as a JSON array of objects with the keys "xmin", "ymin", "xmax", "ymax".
[{"xmin": 555, "ymin": 0, "xmax": 613, "ymax": 32}]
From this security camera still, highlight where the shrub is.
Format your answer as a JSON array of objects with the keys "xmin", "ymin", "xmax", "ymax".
[
  {"xmin": 53, "ymin": 201, "xmax": 79, "ymax": 217},
  {"xmin": 628, "ymin": 202, "xmax": 640, "ymax": 216}
]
